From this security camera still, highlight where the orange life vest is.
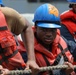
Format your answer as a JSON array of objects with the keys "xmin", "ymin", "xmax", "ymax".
[
  {"xmin": 60, "ymin": 9, "xmax": 76, "ymax": 41},
  {"xmin": 0, "ymin": 10, "xmax": 26, "ymax": 70},
  {"xmin": 34, "ymin": 29, "xmax": 73, "ymax": 75}
]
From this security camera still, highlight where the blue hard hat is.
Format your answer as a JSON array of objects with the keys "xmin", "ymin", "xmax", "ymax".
[
  {"xmin": 67, "ymin": 0, "xmax": 76, "ymax": 3},
  {"xmin": 0, "ymin": 0, "xmax": 4, "ymax": 6},
  {"xmin": 33, "ymin": 3, "xmax": 61, "ymax": 28}
]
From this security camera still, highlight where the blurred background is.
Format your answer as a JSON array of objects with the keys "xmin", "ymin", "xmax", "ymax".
[{"xmin": 3, "ymin": 0, "xmax": 69, "ymax": 24}]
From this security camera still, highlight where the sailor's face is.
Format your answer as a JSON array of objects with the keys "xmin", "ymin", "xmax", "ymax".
[{"xmin": 36, "ymin": 26, "xmax": 57, "ymax": 45}]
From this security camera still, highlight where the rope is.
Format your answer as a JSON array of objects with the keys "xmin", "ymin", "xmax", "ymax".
[
  {"xmin": 6, "ymin": 65, "xmax": 76, "ymax": 75},
  {"xmin": 7, "ymin": 70, "xmax": 32, "ymax": 75},
  {"xmin": 40, "ymin": 65, "xmax": 76, "ymax": 72}
]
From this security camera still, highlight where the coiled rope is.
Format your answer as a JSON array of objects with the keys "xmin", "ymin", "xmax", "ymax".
[{"xmin": 6, "ymin": 65, "xmax": 76, "ymax": 75}]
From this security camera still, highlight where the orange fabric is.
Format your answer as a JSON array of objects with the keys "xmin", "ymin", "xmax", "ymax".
[
  {"xmin": 60, "ymin": 9, "xmax": 76, "ymax": 39},
  {"xmin": 0, "ymin": 10, "xmax": 26, "ymax": 70}
]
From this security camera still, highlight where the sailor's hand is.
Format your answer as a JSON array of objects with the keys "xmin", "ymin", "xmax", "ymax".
[
  {"xmin": 25, "ymin": 60, "xmax": 40, "ymax": 75},
  {"xmin": 0, "ymin": 65, "xmax": 9, "ymax": 75},
  {"xmin": 64, "ymin": 62, "xmax": 74, "ymax": 75}
]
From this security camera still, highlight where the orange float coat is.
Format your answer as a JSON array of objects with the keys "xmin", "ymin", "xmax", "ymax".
[
  {"xmin": 60, "ymin": 9, "xmax": 76, "ymax": 41},
  {"xmin": 0, "ymin": 10, "xmax": 26, "ymax": 70}
]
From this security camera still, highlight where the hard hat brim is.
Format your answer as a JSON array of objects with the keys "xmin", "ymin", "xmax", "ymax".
[
  {"xmin": 37, "ymin": 23, "xmax": 61, "ymax": 28},
  {"xmin": 68, "ymin": 2, "xmax": 76, "ymax": 4}
]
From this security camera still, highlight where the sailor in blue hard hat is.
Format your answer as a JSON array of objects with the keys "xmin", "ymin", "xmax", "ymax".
[
  {"xmin": 0, "ymin": 0, "xmax": 4, "ymax": 7},
  {"xmin": 33, "ymin": 3, "xmax": 61, "ymax": 49},
  {"xmin": 32, "ymin": 3, "xmax": 74, "ymax": 75},
  {"xmin": 67, "ymin": 0, "xmax": 76, "ymax": 8}
]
